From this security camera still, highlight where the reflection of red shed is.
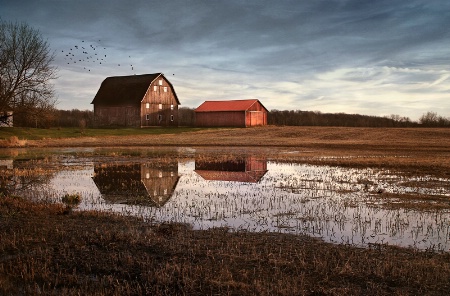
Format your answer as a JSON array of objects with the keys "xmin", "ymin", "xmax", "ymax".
[
  {"xmin": 194, "ymin": 157, "xmax": 267, "ymax": 183},
  {"xmin": 195, "ymin": 99, "xmax": 268, "ymax": 127}
]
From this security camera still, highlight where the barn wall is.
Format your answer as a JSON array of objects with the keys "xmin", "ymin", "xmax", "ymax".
[
  {"xmin": 247, "ymin": 101, "xmax": 266, "ymax": 112},
  {"xmin": 140, "ymin": 76, "xmax": 179, "ymax": 127},
  {"xmin": 196, "ymin": 111, "xmax": 246, "ymax": 127},
  {"xmin": 94, "ymin": 104, "xmax": 140, "ymax": 127},
  {"xmin": 245, "ymin": 101, "xmax": 267, "ymax": 127}
]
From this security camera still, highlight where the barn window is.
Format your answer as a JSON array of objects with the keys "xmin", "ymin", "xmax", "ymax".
[
  {"xmin": 145, "ymin": 103, "xmax": 149, "ymax": 108},
  {"xmin": 163, "ymin": 87, "xmax": 167, "ymax": 92},
  {"xmin": 145, "ymin": 173, "xmax": 150, "ymax": 179},
  {"xmin": 146, "ymin": 114, "xmax": 150, "ymax": 120},
  {"xmin": 159, "ymin": 79, "xmax": 163, "ymax": 85},
  {"xmin": 170, "ymin": 104, "xmax": 174, "ymax": 110},
  {"xmin": 158, "ymin": 114, "xmax": 162, "ymax": 121},
  {"xmin": 153, "ymin": 86, "xmax": 157, "ymax": 91},
  {"xmin": 158, "ymin": 104, "xmax": 162, "ymax": 109},
  {"xmin": 170, "ymin": 115, "xmax": 174, "ymax": 121}
]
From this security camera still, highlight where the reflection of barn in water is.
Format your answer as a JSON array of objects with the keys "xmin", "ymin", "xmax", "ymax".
[
  {"xmin": 92, "ymin": 162, "xmax": 179, "ymax": 207},
  {"xmin": 195, "ymin": 157, "xmax": 267, "ymax": 183}
]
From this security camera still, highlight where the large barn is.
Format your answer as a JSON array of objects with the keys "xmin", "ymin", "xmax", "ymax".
[
  {"xmin": 195, "ymin": 99, "xmax": 268, "ymax": 127},
  {"xmin": 91, "ymin": 73, "xmax": 180, "ymax": 127}
]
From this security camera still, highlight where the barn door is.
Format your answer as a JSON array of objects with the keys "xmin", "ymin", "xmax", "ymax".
[{"xmin": 158, "ymin": 114, "xmax": 164, "ymax": 126}]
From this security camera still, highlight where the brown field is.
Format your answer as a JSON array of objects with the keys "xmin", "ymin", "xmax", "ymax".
[
  {"xmin": 20, "ymin": 126, "xmax": 450, "ymax": 150},
  {"xmin": 1, "ymin": 126, "xmax": 450, "ymax": 295},
  {"xmin": 7, "ymin": 126, "xmax": 450, "ymax": 177}
]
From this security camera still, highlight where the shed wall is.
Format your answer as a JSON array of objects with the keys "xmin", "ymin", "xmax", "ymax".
[
  {"xmin": 195, "ymin": 101, "xmax": 268, "ymax": 127},
  {"xmin": 246, "ymin": 111, "xmax": 267, "ymax": 126},
  {"xmin": 245, "ymin": 101, "xmax": 267, "ymax": 127}
]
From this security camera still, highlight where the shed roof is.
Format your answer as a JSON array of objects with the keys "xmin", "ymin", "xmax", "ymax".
[
  {"xmin": 91, "ymin": 73, "xmax": 180, "ymax": 105},
  {"xmin": 195, "ymin": 99, "xmax": 267, "ymax": 112}
]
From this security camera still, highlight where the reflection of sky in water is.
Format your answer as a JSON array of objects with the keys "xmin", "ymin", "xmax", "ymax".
[{"xmin": 22, "ymin": 160, "xmax": 450, "ymax": 252}]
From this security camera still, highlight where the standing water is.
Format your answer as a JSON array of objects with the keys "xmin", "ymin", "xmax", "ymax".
[{"xmin": 1, "ymin": 148, "xmax": 449, "ymax": 252}]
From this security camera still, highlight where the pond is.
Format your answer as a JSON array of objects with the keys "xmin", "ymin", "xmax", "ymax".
[{"xmin": 1, "ymin": 147, "xmax": 449, "ymax": 252}]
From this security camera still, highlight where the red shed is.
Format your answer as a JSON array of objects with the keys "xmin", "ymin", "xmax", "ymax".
[{"xmin": 195, "ymin": 99, "xmax": 268, "ymax": 127}]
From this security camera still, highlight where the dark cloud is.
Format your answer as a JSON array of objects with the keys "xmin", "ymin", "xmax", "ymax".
[{"xmin": 1, "ymin": 0, "xmax": 450, "ymax": 118}]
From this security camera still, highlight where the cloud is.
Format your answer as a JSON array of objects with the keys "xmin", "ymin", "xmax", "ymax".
[{"xmin": 1, "ymin": 0, "xmax": 450, "ymax": 119}]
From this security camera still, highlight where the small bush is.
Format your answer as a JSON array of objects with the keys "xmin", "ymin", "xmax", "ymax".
[
  {"xmin": 61, "ymin": 193, "xmax": 82, "ymax": 206},
  {"xmin": 4, "ymin": 136, "xmax": 27, "ymax": 147}
]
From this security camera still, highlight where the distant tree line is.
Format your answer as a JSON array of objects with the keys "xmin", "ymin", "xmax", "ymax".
[
  {"xmin": 178, "ymin": 107, "xmax": 196, "ymax": 126},
  {"xmin": 9, "ymin": 107, "xmax": 450, "ymax": 128},
  {"xmin": 11, "ymin": 109, "xmax": 94, "ymax": 128},
  {"xmin": 53, "ymin": 109, "xmax": 94, "ymax": 128},
  {"xmin": 268, "ymin": 110, "xmax": 416, "ymax": 127},
  {"xmin": 418, "ymin": 111, "xmax": 450, "ymax": 127}
]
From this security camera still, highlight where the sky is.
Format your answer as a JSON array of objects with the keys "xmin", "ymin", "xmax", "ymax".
[{"xmin": 1, "ymin": 0, "xmax": 450, "ymax": 120}]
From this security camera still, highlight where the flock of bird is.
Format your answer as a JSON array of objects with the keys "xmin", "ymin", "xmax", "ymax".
[{"xmin": 61, "ymin": 40, "xmax": 135, "ymax": 73}]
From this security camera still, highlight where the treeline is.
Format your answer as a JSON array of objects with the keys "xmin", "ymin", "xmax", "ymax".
[
  {"xmin": 268, "ymin": 110, "xmax": 416, "ymax": 127},
  {"xmin": 54, "ymin": 109, "xmax": 95, "ymax": 128},
  {"xmin": 13, "ymin": 109, "xmax": 95, "ymax": 128},
  {"xmin": 11, "ymin": 108, "xmax": 450, "ymax": 128},
  {"xmin": 418, "ymin": 111, "xmax": 450, "ymax": 127}
]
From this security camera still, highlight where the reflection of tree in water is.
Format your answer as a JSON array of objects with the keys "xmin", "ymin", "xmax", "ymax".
[
  {"xmin": 92, "ymin": 161, "xmax": 179, "ymax": 207},
  {"xmin": 0, "ymin": 160, "xmax": 55, "ymax": 196}
]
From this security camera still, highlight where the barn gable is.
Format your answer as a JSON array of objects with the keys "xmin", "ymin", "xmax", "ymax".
[
  {"xmin": 91, "ymin": 73, "xmax": 180, "ymax": 127},
  {"xmin": 195, "ymin": 99, "xmax": 268, "ymax": 127}
]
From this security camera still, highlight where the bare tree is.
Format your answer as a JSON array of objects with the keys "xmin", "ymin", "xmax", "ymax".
[
  {"xmin": 0, "ymin": 19, "xmax": 57, "ymax": 126},
  {"xmin": 419, "ymin": 111, "xmax": 450, "ymax": 127}
]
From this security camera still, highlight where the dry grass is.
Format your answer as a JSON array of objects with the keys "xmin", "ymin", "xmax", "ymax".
[
  {"xmin": 1, "ymin": 196, "xmax": 450, "ymax": 295},
  {"xmin": 1, "ymin": 136, "xmax": 28, "ymax": 147},
  {"xmin": 10, "ymin": 126, "xmax": 448, "ymax": 178},
  {"xmin": 8, "ymin": 126, "xmax": 450, "ymax": 149}
]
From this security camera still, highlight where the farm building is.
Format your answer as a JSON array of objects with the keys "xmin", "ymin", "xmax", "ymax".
[
  {"xmin": 91, "ymin": 73, "xmax": 180, "ymax": 127},
  {"xmin": 195, "ymin": 99, "xmax": 268, "ymax": 127}
]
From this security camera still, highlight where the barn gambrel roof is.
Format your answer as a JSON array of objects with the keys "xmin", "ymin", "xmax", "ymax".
[
  {"xmin": 195, "ymin": 99, "xmax": 268, "ymax": 112},
  {"xmin": 91, "ymin": 73, "xmax": 180, "ymax": 105}
]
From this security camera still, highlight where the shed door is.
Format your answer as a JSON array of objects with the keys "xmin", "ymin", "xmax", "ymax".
[{"xmin": 249, "ymin": 111, "xmax": 264, "ymax": 126}]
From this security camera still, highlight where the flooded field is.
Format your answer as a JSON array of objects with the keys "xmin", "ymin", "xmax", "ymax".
[{"xmin": 1, "ymin": 147, "xmax": 449, "ymax": 252}]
